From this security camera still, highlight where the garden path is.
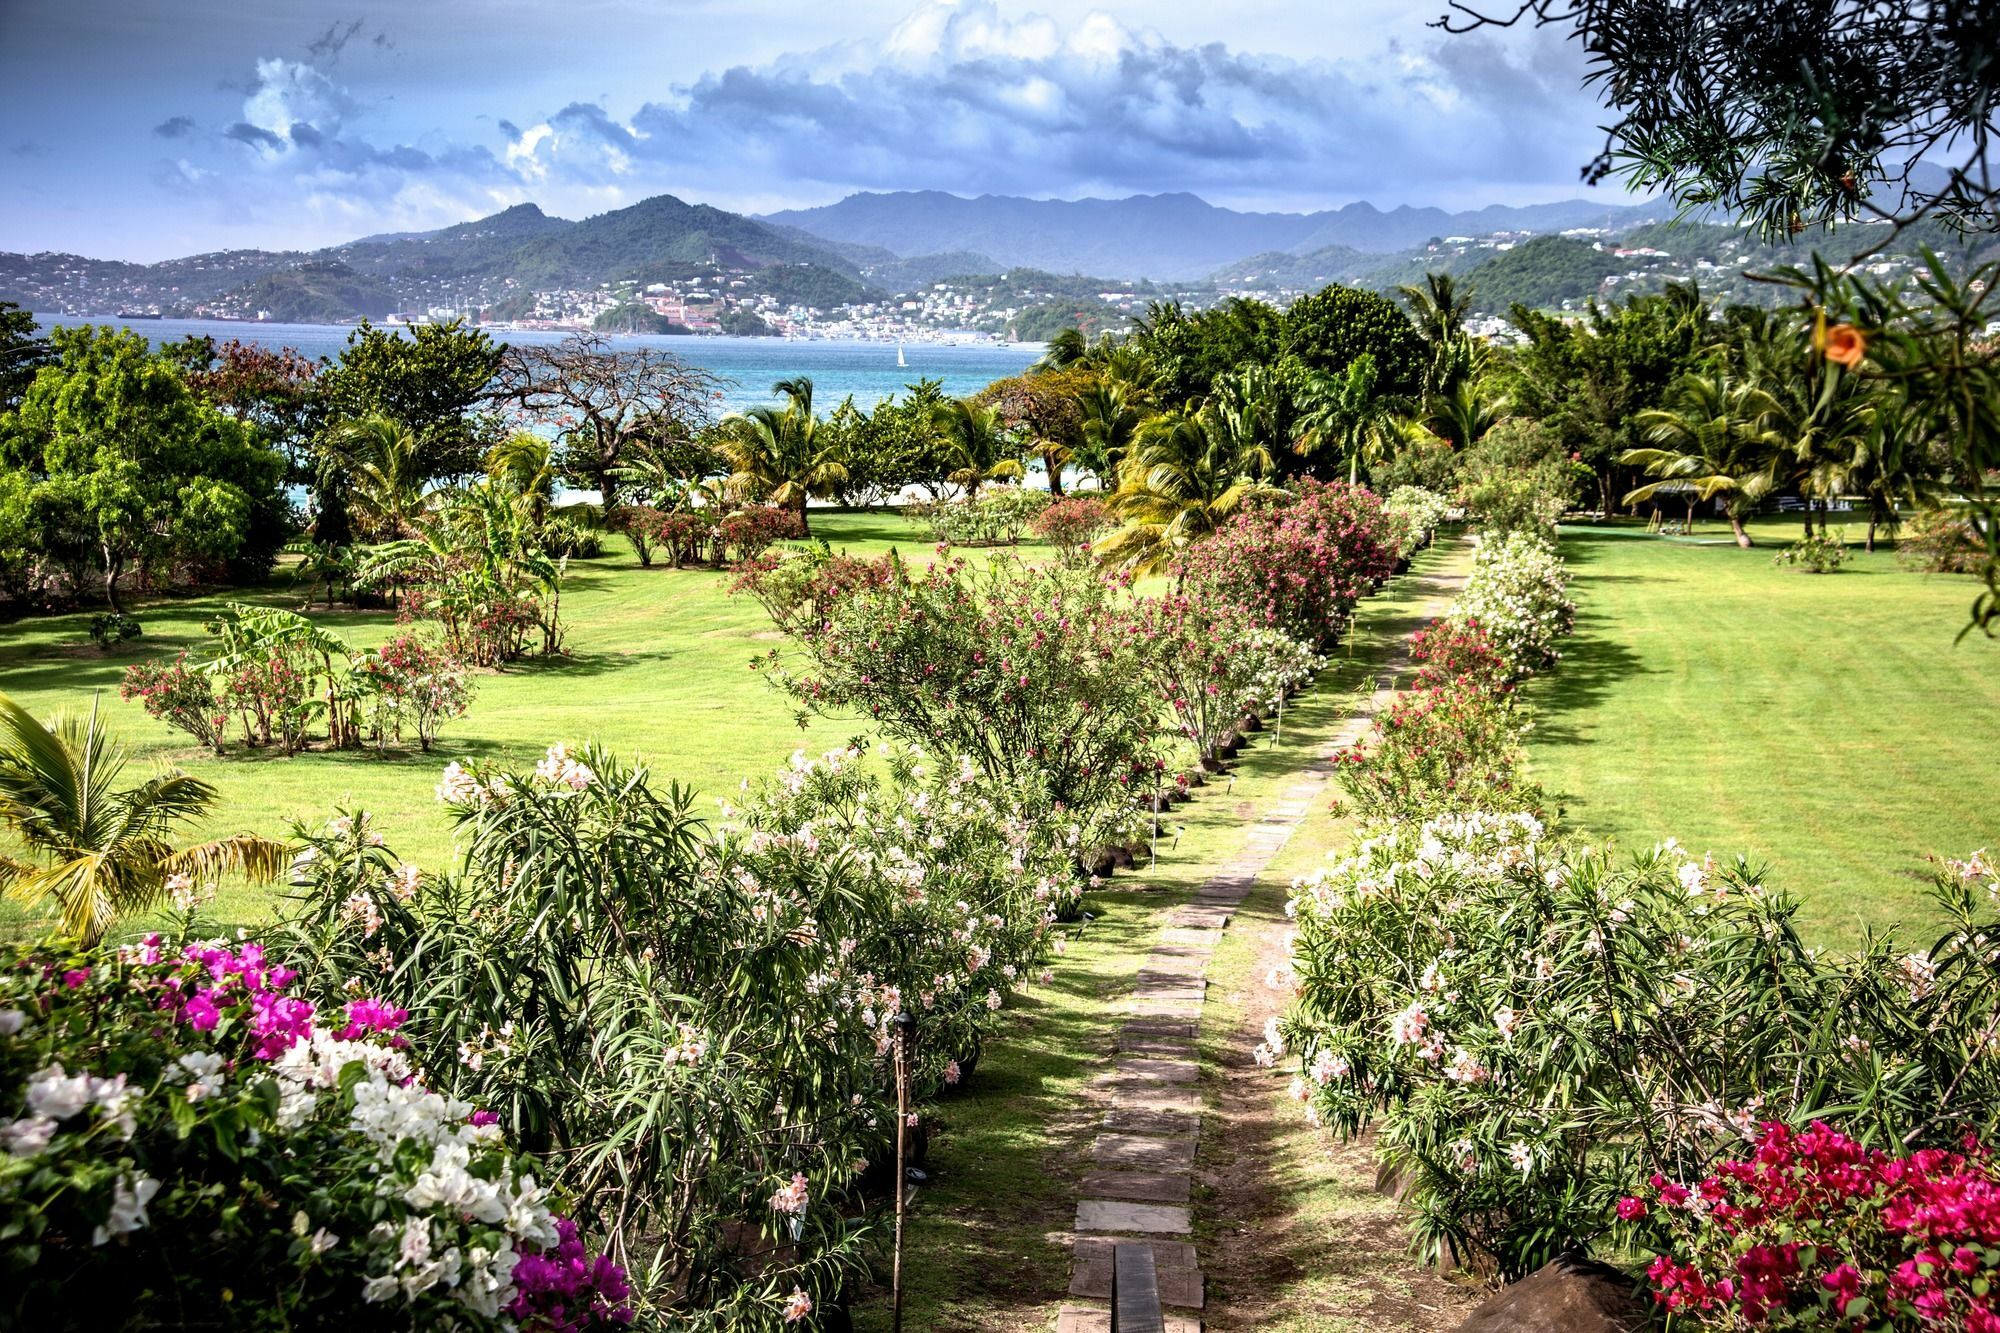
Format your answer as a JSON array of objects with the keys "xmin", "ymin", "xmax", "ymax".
[{"xmin": 1056, "ymin": 545, "xmax": 1472, "ymax": 1333}]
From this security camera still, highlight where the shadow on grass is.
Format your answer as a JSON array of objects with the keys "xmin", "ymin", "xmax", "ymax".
[{"xmin": 1523, "ymin": 606, "xmax": 1646, "ymax": 751}]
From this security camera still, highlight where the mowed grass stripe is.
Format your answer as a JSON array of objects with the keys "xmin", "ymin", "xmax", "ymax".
[{"xmin": 1525, "ymin": 519, "xmax": 2000, "ymax": 947}]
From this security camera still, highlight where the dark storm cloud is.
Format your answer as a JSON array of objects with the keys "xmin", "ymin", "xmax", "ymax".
[
  {"xmin": 153, "ymin": 115, "xmax": 197, "ymax": 139},
  {"xmin": 225, "ymin": 121, "xmax": 287, "ymax": 150},
  {"xmin": 505, "ymin": 1, "xmax": 1602, "ymax": 203}
]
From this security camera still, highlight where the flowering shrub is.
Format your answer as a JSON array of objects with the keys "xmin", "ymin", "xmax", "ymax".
[
  {"xmin": 714, "ymin": 504, "xmax": 806, "ymax": 565},
  {"xmin": 0, "ymin": 927, "xmax": 628, "ymax": 1331},
  {"xmin": 354, "ymin": 632, "xmax": 474, "ymax": 752},
  {"xmin": 1898, "ymin": 506, "xmax": 1987, "ymax": 576},
  {"xmin": 1454, "ymin": 532, "xmax": 1576, "ymax": 679},
  {"xmin": 732, "ymin": 544, "xmax": 893, "ymax": 640},
  {"xmin": 1122, "ymin": 594, "xmax": 1319, "ymax": 769},
  {"xmin": 618, "ymin": 506, "xmax": 707, "ymax": 569},
  {"xmin": 1332, "ymin": 675, "xmax": 1540, "ymax": 819},
  {"xmin": 120, "ymin": 652, "xmax": 229, "ymax": 754},
  {"xmin": 1382, "ymin": 486, "xmax": 1452, "ymax": 560},
  {"xmin": 1408, "ymin": 617, "xmax": 1515, "ymax": 697},
  {"xmin": 279, "ymin": 760, "xmax": 881, "ymax": 1329},
  {"xmin": 722, "ymin": 742, "xmax": 1084, "ymax": 1097},
  {"xmin": 1028, "ymin": 496, "xmax": 1114, "ymax": 566},
  {"xmin": 912, "ymin": 487, "xmax": 1050, "ymax": 546},
  {"xmin": 1774, "ymin": 530, "xmax": 1852, "ymax": 574},
  {"xmin": 1628, "ymin": 1121, "xmax": 2000, "ymax": 1329},
  {"xmin": 1270, "ymin": 817, "xmax": 2000, "ymax": 1279},
  {"xmin": 750, "ymin": 554, "xmax": 1161, "ymax": 847},
  {"xmin": 1176, "ymin": 481, "xmax": 1398, "ymax": 650}
]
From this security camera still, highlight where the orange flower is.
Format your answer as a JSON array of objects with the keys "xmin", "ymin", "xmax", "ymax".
[{"xmin": 1816, "ymin": 319, "xmax": 1868, "ymax": 370}]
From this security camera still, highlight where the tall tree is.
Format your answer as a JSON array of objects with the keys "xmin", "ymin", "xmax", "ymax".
[
  {"xmin": 1297, "ymin": 354, "xmax": 1410, "ymax": 484},
  {"xmin": 0, "ymin": 326, "xmax": 287, "ymax": 609},
  {"xmin": 1098, "ymin": 398, "xmax": 1278, "ymax": 574},
  {"xmin": 719, "ymin": 378, "xmax": 848, "ymax": 533},
  {"xmin": 0, "ymin": 301, "xmax": 52, "ymax": 412},
  {"xmin": 932, "ymin": 398, "xmax": 1024, "ymax": 498},
  {"xmin": 488, "ymin": 332, "xmax": 722, "ymax": 513},
  {"xmin": 1624, "ymin": 374, "xmax": 1781, "ymax": 546},
  {"xmin": 315, "ymin": 319, "xmax": 504, "ymax": 483}
]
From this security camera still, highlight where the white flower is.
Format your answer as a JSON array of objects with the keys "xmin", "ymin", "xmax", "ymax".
[
  {"xmin": 1389, "ymin": 1002, "xmax": 1428, "ymax": 1045},
  {"xmin": 1507, "ymin": 1142, "xmax": 1534, "ymax": 1175},
  {"xmin": 1493, "ymin": 1006, "xmax": 1519, "ymax": 1042},
  {"xmin": 435, "ymin": 762, "xmax": 481, "ymax": 804},
  {"xmin": 362, "ymin": 1274, "xmax": 400, "ymax": 1303},
  {"xmin": 0, "ymin": 1008, "xmax": 25, "ymax": 1037},
  {"xmin": 91, "ymin": 1172, "xmax": 160, "ymax": 1245},
  {"xmin": 26, "ymin": 1063, "xmax": 93, "ymax": 1121},
  {"xmin": 0, "ymin": 1116, "xmax": 56, "ymax": 1157}
]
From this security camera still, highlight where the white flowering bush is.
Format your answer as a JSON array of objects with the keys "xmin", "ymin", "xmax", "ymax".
[
  {"xmin": 278, "ymin": 741, "xmax": 1085, "ymax": 1329},
  {"xmin": 722, "ymin": 742, "xmax": 1084, "ymax": 1094},
  {"xmin": 1266, "ymin": 814, "xmax": 2000, "ymax": 1280},
  {"xmin": 1453, "ymin": 532, "xmax": 1576, "ymax": 679},
  {"xmin": 0, "ymin": 926, "xmax": 629, "ymax": 1331},
  {"xmin": 1382, "ymin": 486, "xmax": 1453, "ymax": 560}
]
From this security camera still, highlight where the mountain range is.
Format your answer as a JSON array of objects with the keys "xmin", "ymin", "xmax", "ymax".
[
  {"xmin": 2, "ymin": 186, "xmax": 1693, "ymax": 324},
  {"xmin": 764, "ymin": 190, "xmax": 1677, "ymax": 281}
]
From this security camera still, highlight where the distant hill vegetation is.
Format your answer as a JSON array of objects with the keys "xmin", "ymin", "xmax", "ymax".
[{"xmin": 762, "ymin": 189, "xmax": 1677, "ymax": 279}]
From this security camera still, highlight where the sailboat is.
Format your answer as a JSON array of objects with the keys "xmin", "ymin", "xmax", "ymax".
[{"xmin": 896, "ymin": 342, "xmax": 907, "ymax": 368}]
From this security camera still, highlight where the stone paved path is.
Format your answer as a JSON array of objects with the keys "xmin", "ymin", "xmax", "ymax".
[{"xmin": 1057, "ymin": 547, "xmax": 1470, "ymax": 1333}]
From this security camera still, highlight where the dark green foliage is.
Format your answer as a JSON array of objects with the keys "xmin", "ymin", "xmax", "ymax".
[
  {"xmin": 592, "ymin": 302, "xmax": 692, "ymax": 335},
  {"xmin": 750, "ymin": 262, "xmax": 876, "ymax": 309},
  {"xmin": 1280, "ymin": 285, "xmax": 1429, "ymax": 398},
  {"xmin": 717, "ymin": 307, "xmax": 776, "ymax": 337},
  {"xmin": 0, "ymin": 301, "xmax": 51, "ymax": 411},
  {"xmin": 1126, "ymin": 297, "xmax": 1284, "ymax": 408},
  {"xmin": 1457, "ymin": 235, "xmax": 1624, "ymax": 312},
  {"xmin": 0, "ymin": 326, "xmax": 290, "ymax": 606},
  {"xmin": 314, "ymin": 319, "xmax": 504, "ymax": 483},
  {"xmin": 828, "ymin": 378, "xmax": 951, "ymax": 502},
  {"xmin": 221, "ymin": 261, "xmax": 397, "ymax": 323}
]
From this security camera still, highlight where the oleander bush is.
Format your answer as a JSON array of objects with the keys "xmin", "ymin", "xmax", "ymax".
[
  {"xmin": 1897, "ymin": 505, "xmax": 1987, "ymax": 576},
  {"xmin": 1028, "ymin": 496, "xmax": 1114, "ymax": 566},
  {"xmin": 274, "ymin": 740, "xmax": 1082, "ymax": 1329},
  {"xmin": 1175, "ymin": 481, "xmax": 1397, "ymax": 651},
  {"xmin": 748, "ymin": 553, "xmax": 1160, "ymax": 848},
  {"xmin": 911, "ymin": 488, "xmax": 1050, "ymax": 547},
  {"xmin": 1331, "ymin": 675, "xmax": 1540, "ymax": 820},
  {"xmin": 1123, "ymin": 593, "xmax": 1323, "ymax": 770},
  {"xmin": 1774, "ymin": 530, "xmax": 1852, "ymax": 574},
  {"xmin": 0, "ymin": 927, "xmax": 629, "ymax": 1332},
  {"xmin": 1382, "ymin": 486, "xmax": 1452, "ymax": 560},
  {"xmin": 1270, "ymin": 817, "xmax": 2000, "ymax": 1281},
  {"xmin": 1454, "ymin": 532, "xmax": 1576, "ymax": 679}
]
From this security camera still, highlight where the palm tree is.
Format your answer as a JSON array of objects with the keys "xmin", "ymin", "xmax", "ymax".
[
  {"xmin": 1421, "ymin": 376, "xmax": 1507, "ymax": 453},
  {"xmin": 331, "ymin": 414, "xmax": 428, "ymax": 540},
  {"xmin": 719, "ymin": 378, "xmax": 848, "ymax": 535},
  {"xmin": 1097, "ymin": 400, "xmax": 1279, "ymax": 575},
  {"xmin": 1031, "ymin": 327, "xmax": 1119, "ymax": 373},
  {"xmin": 486, "ymin": 431, "xmax": 558, "ymax": 525},
  {"xmin": 1296, "ymin": 354, "xmax": 1409, "ymax": 484},
  {"xmin": 932, "ymin": 398, "xmax": 1024, "ymax": 498},
  {"xmin": 1624, "ymin": 374, "xmax": 1781, "ymax": 546},
  {"xmin": 1074, "ymin": 379, "xmax": 1146, "ymax": 487},
  {"xmin": 1844, "ymin": 388, "xmax": 1948, "ymax": 551},
  {"xmin": 1397, "ymin": 273, "xmax": 1473, "ymax": 348},
  {"xmin": 0, "ymin": 692, "xmax": 288, "ymax": 944}
]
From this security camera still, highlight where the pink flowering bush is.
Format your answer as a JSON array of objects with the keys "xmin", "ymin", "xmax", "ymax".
[
  {"xmin": 0, "ymin": 925, "xmax": 628, "ymax": 1331},
  {"xmin": 1123, "ymin": 592, "xmax": 1322, "ymax": 769},
  {"xmin": 1408, "ymin": 617, "xmax": 1516, "ymax": 697},
  {"xmin": 1627, "ymin": 1121, "xmax": 2000, "ymax": 1329},
  {"xmin": 1175, "ymin": 480, "xmax": 1397, "ymax": 650},
  {"xmin": 353, "ymin": 631, "xmax": 474, "ymax": 752},
  {"xmin": 1270, "ymin": 816, "xmax": 2000, "ymax": 1280},
  {"xmin": 1332, "ymin": 674, "xmax": 1540, "ymax": 820},
  {"xmin": 1029, "ymin": 496, "xmax": 1114, "ymax": 566},
  {"xmin": 912, "ymin": 487, "xmax": 1050, "ymax": 546},
  {"xmin": 119, "ymin": 652, "xmax": 229, "ymax": 754},
  {"xmin": 732, "ymin": 545, "xmax": 894, "ymax": 640}
]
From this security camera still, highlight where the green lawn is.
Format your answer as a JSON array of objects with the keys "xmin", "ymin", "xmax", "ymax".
[
  {"xmin": 0, "ymin": 510, "xmax": 952, "ymax": 928},
  {"xmin": 1523, "ymin": 515, "xmax": 2000, "ymax": 946}
]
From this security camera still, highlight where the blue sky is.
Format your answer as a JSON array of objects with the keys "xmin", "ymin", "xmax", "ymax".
[{"xmin": 0, "ymin": 0, "xmax": 1619, "ymax": 261}]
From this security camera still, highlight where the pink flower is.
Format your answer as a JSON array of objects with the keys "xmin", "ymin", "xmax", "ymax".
[
  {"xmin": 782, "ymin": 1289, "xmax": 813, "ymax": 1322},
  {"xmin": 769, "ymin": 1172, "xmax": 810, "ymax": 1215},
  {"xmin": 1616, "ymin": 1196, "xmax": 1647, "ymax": 1221}
]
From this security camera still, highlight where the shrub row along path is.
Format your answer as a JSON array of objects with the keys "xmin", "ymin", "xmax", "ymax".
[{"xmin": 1058, "ymin": 543, "xmax": 1474, "ymax": 1333}]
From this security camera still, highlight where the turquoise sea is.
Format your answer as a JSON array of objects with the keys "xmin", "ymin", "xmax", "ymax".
[{"xmin": 31, "ymin": 315, "xmax": 1041, "ymax": 412}]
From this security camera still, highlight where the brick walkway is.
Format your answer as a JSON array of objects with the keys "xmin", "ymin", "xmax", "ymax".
[{"xmin": 1057, "ymin": 548, "xmax": 1470, "ymax": 1333}]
